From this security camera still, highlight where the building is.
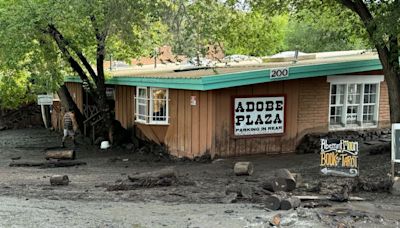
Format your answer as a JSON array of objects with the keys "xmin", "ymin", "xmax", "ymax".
[{"xmin": 59, "ymin": 51, "xmax": 390, "ymax": 158}]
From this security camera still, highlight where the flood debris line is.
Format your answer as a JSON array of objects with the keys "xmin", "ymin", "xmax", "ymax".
[
  {"xmin": 9, "ymin": 160, "xmax": 86, "ymax": 168},
  {"xmin": 106, "ymin": 167, "xmax": 193, "ymax": 191},
  {"xmin": 50, "ymin": 175, "xmax": 70, "ymax": 186},
  {"xmin": 234, "ymin": 162, "xmax": 254, "ymax": 176},
  {"xmin": 45, "ymin": 149, "xmax": 76, "ymax": 160}
]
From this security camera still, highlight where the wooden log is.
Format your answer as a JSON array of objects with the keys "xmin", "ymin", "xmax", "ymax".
[
  {"xmin": 45, "ymin": 149, "xmax": 75, "ymax": 160},
  {"xmin": 50, "ymin": 175, "xmax": 69, "ymax": 186},
  {"xmin": 280, "ymin": 197, "xmax": 301, "ymax": 210},
  {"xmin": 9, "ymin": 160, "xmax": 86, "ymax": 168},
  {"xmin": 264, "ymin": 194, "xmax": 282, "ymax": 210},
  {"xmin": 128, "ymin": 167, "xmax": 177, "ymax": 181},
  {"xmin": 127, "ymin": 167, "xmax": 178, "ymax": 188},
  {"xmin": 295, "ymin": 195, "xmax": 365, "ymax": 201},
  {"xmin": 261, "ymin": 177, "xmax": 287, "ymax": 192},
  {"xmin": 234, "ymin": 162, "xmax": 254, "ymax": 176},
  {"xmin": 274, "ymin": 169, "xmax": 296, "ymax": 191}
]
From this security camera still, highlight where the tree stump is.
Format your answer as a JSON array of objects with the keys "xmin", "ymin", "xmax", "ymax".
[
  {"xmin": 264, "ymin": 195, "xmax": 282, "ymax": 210},
  {"xmin": 234, "ymin": 162, "xmax": 254, "ymax": 176},
  {"xmin": 50, "ymin": 175, "xmax": 69, "ymax": 186},
  {"xmin": 127, "ymin": 167, "xmax": 178, "ymax": 188},
  {"xmin": 262, "ymin": 177, "xmax": 287, "ymax": 192},
  {"xmin": 274, "ymin": 169, "xmax": 296, "ymax": 191},
  {"xmin": 280, "ymin": 197, "xmax": 301, "ymax": 210},
  {"xmin": 45, "ymin": 149, "xmax": 75, "ymax": 160}
]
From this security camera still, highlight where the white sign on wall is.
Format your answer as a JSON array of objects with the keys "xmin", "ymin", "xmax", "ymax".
[
  {"xmin": 233, "ymin": 96, "xmax": 285, "ymax": 136},
  {"xmin": 270, "ymin": 67, "xmax": 289, "ymax": 79},
  {"xmin": 37, "ymin": 95, "xmax": 53, "ymax": 105}
]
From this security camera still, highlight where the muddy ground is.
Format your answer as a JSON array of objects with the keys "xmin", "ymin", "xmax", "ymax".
[{"xmin": 1, "ymin": 128, "xmax": 400, "ymax": 227}]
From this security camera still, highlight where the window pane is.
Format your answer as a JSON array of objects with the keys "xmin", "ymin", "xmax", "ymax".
[
  {"xmin": 152, "ymin": 89, "xmax": 167, "ymax": 121},
  {"xmin": 346, "ymin": 106, "xmax": 358, "ymax": 124}
]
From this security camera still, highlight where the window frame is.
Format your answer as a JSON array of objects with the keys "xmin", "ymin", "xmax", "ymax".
[
  {"xmin": 327, "ymin": 75, "xmax": 383, "ymax": 130},
  {"xmin": 134, "ymin": 87, "xmax": 169, "ymax": 125}
]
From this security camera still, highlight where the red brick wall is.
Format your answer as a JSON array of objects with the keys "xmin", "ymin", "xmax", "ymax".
[
  {"xmin": 379, "ymin": 81, "xmax": 390, "ymax": 128},
  {"xmin": 296, "ymin": 77, "xmax": 330, "ymax": 139}
]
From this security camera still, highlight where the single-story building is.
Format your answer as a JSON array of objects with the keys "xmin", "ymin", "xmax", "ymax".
[{"xmin": 58, "ymin": 51, "xmax": 390, "ymax": 158}]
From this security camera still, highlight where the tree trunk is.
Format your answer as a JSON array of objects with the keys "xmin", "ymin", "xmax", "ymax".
[
  {"xmin": 57, "ymin": 85, "xmax": 85, "ymax": 131},
  {"xmin": 261, "ymin": 177, "xmax": 287, "ymax": 192},
  {"xmin": 50, "ymin": 175, "xmax": 69, "ymax": 186},
  {"xmin": 280, "ymin": 197, "xmax": 301, "ymax": 210},
  {"xmin": 45, "ymin": 149, "xmax": 75, "ymax": 160},
  {"xmin": 264, "ymin": 194, "xmax": 282, "ymax": 210},
  {"xmin": 274, "ymin": 169, "xmax": 296, "ymax": 191},
  {"xmin": 234, "ymin": 162, "xmax": 254, "ymax": 176}
]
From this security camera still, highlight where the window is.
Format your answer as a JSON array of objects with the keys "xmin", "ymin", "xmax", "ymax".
[
  {"xmin": 135, "ymin": 87, "xmax": 169, "ymax": 124},
  {"xmin": 327, "ymin": 75, "xmax": 383, "ymax": 130}
]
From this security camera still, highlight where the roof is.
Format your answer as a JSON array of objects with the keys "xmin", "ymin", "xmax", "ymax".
[{"xmin": 65, "ymin": 51, "xmax": 384, "ymax": 91}]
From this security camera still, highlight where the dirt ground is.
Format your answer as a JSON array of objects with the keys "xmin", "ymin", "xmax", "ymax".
[{"xmin": 1, "ymin": 128, "xmax": 400, "ymax": 227}]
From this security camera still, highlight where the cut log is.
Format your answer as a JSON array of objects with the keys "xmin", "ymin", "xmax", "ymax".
[
  {"xmin": 295, "ymin": 195, "xmax": 365, "ymax": 201},
  {"xmin": 9, "ymin": 160, "xmax": 86, "ymax": 168},
  {"xmin": 226, "ymin": 184, "xmax": 253, "ymax": 199},
  {"xmin": 264, "ymin": 194, "xmax": 282, "ymax": 210},
  {"xmin": 45, "ymin": 149, "xmax": 75, "ymax": 160},
  {"xmin": 261, "ymin": 177, "xmax": 287, "ymax": 192},
  {"xmin": 50, "ymin": 175, "xmax": 69, "ymax": 186},
  {"xmin": 280, "ymin": 197, "xmax": 301, "ymax": 210},
  {"xmin": 234, "ymin": 162, "xmax": 254, "ymax": 176},
  {"xmin": 126, "ymin": 167, "xmax": 178, "ymax": 188},
  {"xmin": 274, "ymin": 169, "xmax": 296, "ymax": 191}
]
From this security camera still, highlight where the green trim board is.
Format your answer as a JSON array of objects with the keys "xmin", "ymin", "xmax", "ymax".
[{"xmin": 64, "ymin": 58, "xmax": 383, "ymax": 90}]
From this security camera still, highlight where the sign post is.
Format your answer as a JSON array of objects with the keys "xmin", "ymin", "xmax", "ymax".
[{"xmin": 37, "ymin": 94, "xmax": 53, "ymax": 129}]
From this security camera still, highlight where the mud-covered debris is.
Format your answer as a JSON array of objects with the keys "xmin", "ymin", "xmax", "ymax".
[
  {"xmin": 11, "ymin": 156, "xmax": 21, "ymax": 160},
  {"xmin": 270, "ymin": 213, "xmax": 281, "ymax": 226},
  {"xmin": 225, "ymin": 184, "xmax": 253, "ymax": 199},
  {"xmin": 234, "ymin": 162, "xmax": 253, "ymax": 176},
  {"xmin": 50, "ymin": 175, "xmax": 69, "ymax": 186}
]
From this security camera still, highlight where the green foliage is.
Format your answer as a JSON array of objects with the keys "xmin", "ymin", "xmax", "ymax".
[{"xmin": 283, "ymin": 8, "xmax": 370, "ymax": 52}]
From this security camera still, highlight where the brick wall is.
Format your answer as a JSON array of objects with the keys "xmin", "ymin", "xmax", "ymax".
[
  {"xmin": 379, "ymin": 81, "xmax": 390, "ymax": 128},
  {"xmin": 297, "ymin": 77, "xmax": 330, "ymax": 138}
]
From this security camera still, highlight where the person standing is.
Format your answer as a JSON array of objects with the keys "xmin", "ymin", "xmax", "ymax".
[{"xmin": 62, "ymin": 109, "xmax": 78, "ymax": 147}]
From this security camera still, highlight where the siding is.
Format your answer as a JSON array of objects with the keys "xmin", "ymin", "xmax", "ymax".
[
  {"xmin": 115, "ymin": 85, "xmax": 135, "ymax": 129},
  {"xmin": 65, "ymin": 82, "xmax": 83, "ymax": 112}
]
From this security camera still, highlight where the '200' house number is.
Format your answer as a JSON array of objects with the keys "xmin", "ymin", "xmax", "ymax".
[{"xmin": 270, "ymin": 67, "xmax": 289, "ymax": 79}]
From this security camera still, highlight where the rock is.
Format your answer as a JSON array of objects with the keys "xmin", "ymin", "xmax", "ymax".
[
  {"xmin": 270, "ymin": 213, "xmax": 281, "ymax": 226},
  {"xmin": 222, "ymin": 193, "xmax": 237, "ymax": 203},
  {"xmin": 280, "ymin": 212, "xmax": 298, "ymax": 226}
]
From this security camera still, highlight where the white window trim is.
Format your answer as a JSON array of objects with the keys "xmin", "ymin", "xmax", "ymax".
[
  {"xmin": 134, "ymin": 87, "xmax": 169, "ymax": 125},
  {"xmin": 135, "ymin": 87, "xmax": 148, "ymax": 124},
  {"xmin": 327, "ymin": 75, "xmax": 383, "ymax": 131}
]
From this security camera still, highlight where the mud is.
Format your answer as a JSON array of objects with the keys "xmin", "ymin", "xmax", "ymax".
[{"xmin": 1, "ymin": 128, "xmax": 400, "ymax": 227}]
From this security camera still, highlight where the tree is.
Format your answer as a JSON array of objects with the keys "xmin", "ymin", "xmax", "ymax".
[
  {"xmin": 284, "ymin": 8, "xmax": 369, "ymax": 52},
  {"xmin": 0, "ymin": 0, "xmax": 170, "ymax": 131},
  {"xmin": 250, "ymin": 0, "xmax": 400, "ymax": 123}
]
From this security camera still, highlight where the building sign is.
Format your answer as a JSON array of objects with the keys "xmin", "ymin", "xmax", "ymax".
[
  {"xmin": 233, "ymin": 96, "xmax": 284, "ymax": 136},
  {"xmin": 190, "ymin": 96, "xmax": 197, "ymax": 106},
  {"xmin": 37, "ymin": 95, "xmax": 53, "ymax": 105},
  {"xmin": 320, "ymin": 139, "xmax": 359, "ymax": 177},
  {"xmin": 270, "ymin": 67, "xmax": 289, "ymax": 79},
  {"xmin": 392, "ymin": 124, "xmax": 400, "ymax": 163}
]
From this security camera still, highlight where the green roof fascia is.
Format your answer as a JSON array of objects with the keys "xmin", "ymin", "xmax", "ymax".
[
  {"xmin": 106, "ymin": 76, "xmax": 204, "ymax": 90},
  {"xmin": 201, "ymin": 58, "xmax": 382, "ymax": 90},
  {"xmin": 64, "ymin": 58, "xmax": 383, "ymax": 91}
]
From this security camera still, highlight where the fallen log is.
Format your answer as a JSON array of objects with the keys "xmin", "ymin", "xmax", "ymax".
[
  {"xmin": 127, "ymin": 167, "xmax": 178, "ymax": 188},
  {"xmin": 234, "ymin": 162, "xmax": 254, "ymax": 176},
  {"xmin": 264, "ymin": 194, "xmax": 282, "ymax": 210},
  {"xmin": 9, "ymin": 160, "xmax": 86, "ymax": 168},
  {"xmin": 295, "ymin": 195, "xmax": 365, "ymax": 201},
  {"xmin": 280, "ymin": 197, "xmax": 301, "ymax": 210},
  {"xmin": 45, "ymin": 149, "xmax": 75, "ymax": 160},
  {"xmin": 50, "ymin": 175, "xmax": 69, "ymax": 186},
  {"xmin": 261, "ymin": 177, "xmax": 287, "ymax": 192},
  {"xmin": 274, "ymin": 169, "xmax": 296, "ymax": 191}
]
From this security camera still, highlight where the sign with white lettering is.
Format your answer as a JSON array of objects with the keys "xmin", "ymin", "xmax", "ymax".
[
  {"xmin": 320, "ymin": 139, "xmax": 359, "ymax": 177},
  {"xmin": 233, "ymin": 96, "xmax": 284, "ymax": 136},
  {"xmin": 270, "ymin": 67, "xmax": 289, "ymax": 79},
  {"xmin": 37, "ymin": 95, "xmax": 53, "ymax": 105}
]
